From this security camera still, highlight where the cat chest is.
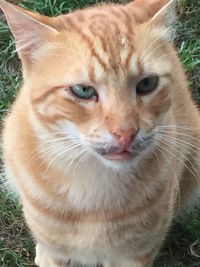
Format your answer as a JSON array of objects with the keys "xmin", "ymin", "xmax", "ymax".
[
  {"xmin": 29, "ymin": 209, "xmax": 167, "ymax": 266},
  {"xmin": 26, "ymin": 199, "xmax": 167, "ymax": 251},
  {"xmin": 24, "ymin": 177, "xmax": 174, "ymax": 263}
]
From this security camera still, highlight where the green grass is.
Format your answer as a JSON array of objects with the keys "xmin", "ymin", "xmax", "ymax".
[
  {"xmin": 0, "ymin": 0, "xmax": 200, "ymax": 266},
  {"xmin": 176, "ymin": 0, "xmax": 200, "ymax": 102},
  {"xmin": 0, "ymin": 191, "xmax": 35, "ymax": 266}
]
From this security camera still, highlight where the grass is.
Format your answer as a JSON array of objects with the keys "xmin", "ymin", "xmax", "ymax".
[
  {"xmin": 0, "ymin": 192, "xmax": 35, "ymax": 266},
  {"xmin": 0, "ymin": 0, "xmax": 200, "ymax": 266}
]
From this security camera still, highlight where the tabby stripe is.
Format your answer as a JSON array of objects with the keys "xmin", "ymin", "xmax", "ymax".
[
  {"xmin": 137, "ymin": 58, "xmax": 144, "ymax": 74},
  {"xmin": 31, "ymin": 86, "xmax": 61, "ymax": 105},
  {"xmin": 89, "ymin": 22, "xmax": 108, "ymax": 53},
  {"xmin": 22, "ymin": 183, "xmax": 167, "ymax": 223},
  {"xmin": 28, "ymin": 219, "xmax": 69, "ymax": 259},
  {"xmin": 124, "ymin": 49, "xmax": 135, "ymax": 69},
  {"xmin": 36, "ymin": 112, "xmax": 67, "ymax": 124},
  {"xmin": 106, "ymin": 22, "xmax": 121, "ymax": 68},
  {"xmin": 64, "ymin": 17, "xmax": 109, "ymax": 71},
  {"xmin": 109, "ymin": 8, "xmax": 122, "ymax": 20},
  {"xmin": 75, "ymin": 12, "xmax": 85, "ymax": 23},
  {"xmin": 33, "ymin": 111, "xmax": 56, "ymax": 132},
  {"xmin": 90, "ymin": 13, "xmax": 107, "ymax": 20},
  {"xmin": 120, "ymin": 8, "xmax": 134, "ymax": 36},
  {"xmin": 88, "ymin": 64, "xmax": 96, "ymax": 83}
]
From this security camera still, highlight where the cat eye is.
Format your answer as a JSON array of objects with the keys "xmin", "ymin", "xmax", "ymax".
[
  {"xmin": 136, "ymin": 75, "xmax": 159, "ymax": 95},
  {"xmin": 69, "ymin": 85, "xmax": 98, "ymax": 101}
]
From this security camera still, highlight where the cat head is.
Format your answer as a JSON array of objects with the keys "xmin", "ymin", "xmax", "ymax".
[{"xmin": 1, "ymin": 0, "xmax": 176, "ymax": 170}]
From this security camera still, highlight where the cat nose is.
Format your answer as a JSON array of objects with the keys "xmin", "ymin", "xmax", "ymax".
[{"xmin": 112, "ymin": 128, "xmax": 139, "ymax": 147}]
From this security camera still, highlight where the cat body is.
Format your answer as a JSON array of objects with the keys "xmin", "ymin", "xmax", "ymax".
[{"xmin": 1, "ymin": 0, "xmax": 200, "ymax": 266}]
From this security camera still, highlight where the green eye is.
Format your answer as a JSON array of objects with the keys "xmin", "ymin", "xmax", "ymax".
[
  {"xmin": 136, "ymin": 75, "xmax": 159, "ymax": 94},
  {"xmin": 70, "ymin": 85, "xmax": 97, "ymax": 100}
]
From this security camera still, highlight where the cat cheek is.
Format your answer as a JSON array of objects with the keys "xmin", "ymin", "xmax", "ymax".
[
  {"xmin": 148, "ymin": 93, "xmax": 171, "ymax": 117},
  {"xmin": 61, "ymin": 121, "xmax": 81, "ymax": 141}
]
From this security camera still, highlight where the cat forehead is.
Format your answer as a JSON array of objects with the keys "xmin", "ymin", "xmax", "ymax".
[
  {"xmin": 56, "ymin": 7, "xmax": 139, "ymax": 69},
  {"xmin": 56, "ymin": 13, "xmax": 159, "ymax": 77},
  {"xmin": 58, "ymin": 5, "xmax": 137, "ymax": 38},
  {"xmin": 57, "ymin": 3, "xmax": 168, "ymax": 57},
  {"xmin": 0, "ymin": 0, "xmax": 173, "ymax": 77}
]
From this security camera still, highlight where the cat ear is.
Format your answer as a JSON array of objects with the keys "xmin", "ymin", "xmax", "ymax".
[
  {"xmin": 149, "ymin": 0, "xmax": 176, "ymax": 41},
  {"xmin": 128, "ymin": 0, "xmax": 175, "ymax": 41},
  {"xmin": 128, "ymin": 0, "xmax": 175, "ymax": 25},
  {"xmin": 0, "ymin": 0, "xmax": 58, "ymax": 63},
  {"xmin": 150, "ymin": 0, "xmax": 175, "ymax": 26}
]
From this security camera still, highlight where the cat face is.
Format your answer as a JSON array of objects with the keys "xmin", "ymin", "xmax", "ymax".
[{"xmin": 1, "ymin": 0, "xmax": 175, "ymax": 168}]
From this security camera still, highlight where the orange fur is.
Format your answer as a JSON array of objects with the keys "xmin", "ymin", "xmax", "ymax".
[{"xmin": 1, "ymin": 0, "xmax": 200, "ymax": 266}]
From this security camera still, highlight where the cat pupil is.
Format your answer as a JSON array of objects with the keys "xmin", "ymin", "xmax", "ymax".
[{"xmin": 83, "ymin": 87, "xmax": 90, "ymax": 92}]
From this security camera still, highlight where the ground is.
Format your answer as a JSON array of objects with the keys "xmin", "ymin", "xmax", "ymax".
[{"xmin": 0, "ymin": 0, "xmax": 200, "ymax": 266}]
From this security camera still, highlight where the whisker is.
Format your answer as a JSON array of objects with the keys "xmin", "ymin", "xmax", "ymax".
[
  {"xmin": 142, "ymin": 37, "xmax": 171, "ymax": 65},
  {"xmin": 73, "ymin": 150, "xmax": 92, "ymax": 179},
  {"xmin": 31, "ymin": 134, "xmax": 80, "ymax": 160},
  {"xmin": 34, "ymin": 141, "xmax": 81, "ymax": 174},
  {"xmin": 157, "ymin": 134, "xmax": 200, "ymax": 175},
  {"xmin": 43, "ymin": 148, "xmax": 70, "ymax": 178},
  {"xmin": 156, "ymin": 137, "xmax": 200, "ymax": 184},
  {"xmin": 144, "ymin": 51, "xmax": 177, "ymax": 67},
  {"xmin": 157, "ymin": 133, "xmax": 200, "ymax": 153},
  {"xmin": 64, "ymin": 148, "xmax": 88, "ymax": 178},
  {"xmin": 38, "ymin": 132, "xmax": 80, "ymax": 140},
  {"xmin": 157, "ymin": 124, "xmax": 200, "ymax": 131},
  {"xmin": 144, "ymin": 30, "xmax": 170, "ymax": 57},
  {"xmin": 43, "ymin": 143, "xmax": 82, "ymax": 178},
  {"xmin": 158, "ymin": 129, "xmax": 200, "ymax": 143},
  {"xmin": 155, "ymin": 143, "xmax": 181, "ymax": 211},
  {"xmin": 31, "ymin": 140, "xmax": 80, "ymax": 161}
]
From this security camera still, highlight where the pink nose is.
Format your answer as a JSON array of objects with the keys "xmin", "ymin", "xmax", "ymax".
[{"xmin": 113, "ymin": 128, "xmax": 138, "ymax": 147}]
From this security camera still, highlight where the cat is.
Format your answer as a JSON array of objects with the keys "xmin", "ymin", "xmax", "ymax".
[{"xmin": 1, "ymin": 0, "xmax": 200, "ymax": 266}]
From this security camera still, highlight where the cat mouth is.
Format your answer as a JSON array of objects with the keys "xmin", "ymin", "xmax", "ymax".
[
  {"xmin": 93, "ymin": 136, "xmax": 153, "ymax": 161},
  {"xmin": 104, "ymin": 150, "xmax": 132, "ymax": 161},
  {"xmin": 95, "ymin": 146, "xmax": 133, "ymax": 161}
]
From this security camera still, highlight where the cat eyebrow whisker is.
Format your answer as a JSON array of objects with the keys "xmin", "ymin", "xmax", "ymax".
[
  {"xmin": 142, "ymin": 35, "xmax": 165, "ymax": 61},
  {"xmin": 144, "ymin": 52, "xmax": 176, "ymax": 68},
  {"xmin": 140, "ymin": 45, "xmax": 175, "ymax": 76}
]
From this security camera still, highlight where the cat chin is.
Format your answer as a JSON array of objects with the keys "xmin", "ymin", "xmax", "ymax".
[{"xmin": 102, "ymin": 159, "xmax": 139, "ymax": 172}]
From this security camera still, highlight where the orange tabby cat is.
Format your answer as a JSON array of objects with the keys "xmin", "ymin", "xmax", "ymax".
[{"xmin": 1, "ymin": 0, "xmax": 200, "ymax": 266}]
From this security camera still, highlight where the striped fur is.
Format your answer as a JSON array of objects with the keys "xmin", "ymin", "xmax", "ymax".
[{"xmin": 1, "ymin": 0, "xmax": 200, "ymax": 266}]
